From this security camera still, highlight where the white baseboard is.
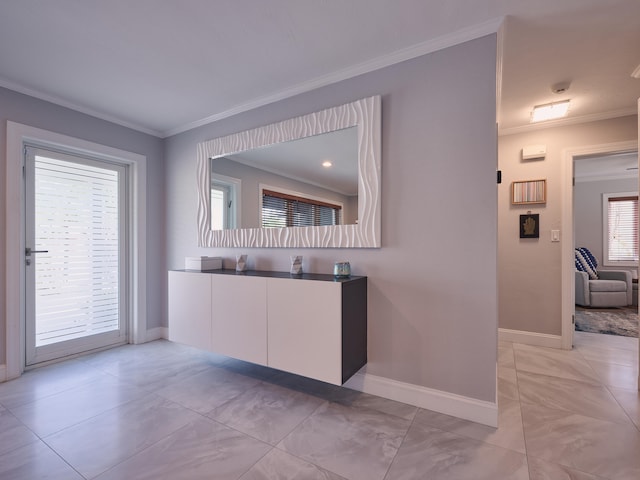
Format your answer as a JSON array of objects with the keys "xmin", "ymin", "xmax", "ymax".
[
  {"xmin": 343, "ymin": 370, "xmax": 497, "ymax": 427},
  {"xmin": 499, "ymin": 328, "xmax": 563, "ymax": 348},
  {"xmin": 145, "ymin": 327, "xmax": 168, "ymax": 342},
  {"xmin": 0, "ymin": 364, "xmax": 6, "ymax": 383}
]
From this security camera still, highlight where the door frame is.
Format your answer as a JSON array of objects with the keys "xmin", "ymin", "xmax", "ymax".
[
  {"xmin": 5, "ymin": 121, "xmax": 148, "ymax": 380},
  {"xmin": 560, "ymin": 139, "xmax": 638, "ymax": 350}
]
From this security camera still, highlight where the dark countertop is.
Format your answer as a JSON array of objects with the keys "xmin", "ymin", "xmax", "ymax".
[{"xmin": 173, "ymin": 268, "xmax": 365, "ymax": 283}]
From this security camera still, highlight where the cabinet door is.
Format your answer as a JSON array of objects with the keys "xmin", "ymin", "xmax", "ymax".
[
  {"xmin": 211, "ymin": 275, "xmax": 267, "ymax": 365},
  {"xmin": 168, "ymin": 271, "xmax": 212, "ymax": 350},
  {"xmin": 267, "ymin": 278, "xmax": 342, "ymax": 384}
]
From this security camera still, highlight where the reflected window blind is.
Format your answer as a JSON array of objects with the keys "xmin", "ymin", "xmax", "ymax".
[
  {"xmin": 262, "ymin": 189, "xmax": 341, "ymax": 228},
  {"xmin": 607, "ymin": 195, "xmax": 639, "ymax": 262},
  {"xmin": 34, "ymin": 155, "xmax": 120, "ymax": 346}
]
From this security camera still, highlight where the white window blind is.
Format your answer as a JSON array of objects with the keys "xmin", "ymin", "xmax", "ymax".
[
  {"xmin": 262, "ymin": 189, "xmax": 341, "ymax": 228},
  {"xmin": 606, "ymin": 194, "xmax": 639, "ymax": 263},
  {"xmin": 34, "ymin": 155, "xmax": 120, "ymax": 346}
]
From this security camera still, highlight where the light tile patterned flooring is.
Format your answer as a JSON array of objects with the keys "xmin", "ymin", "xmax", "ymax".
[{"xmin": 0, "ymin": 332, "xmax": 638, "ymax": 479}]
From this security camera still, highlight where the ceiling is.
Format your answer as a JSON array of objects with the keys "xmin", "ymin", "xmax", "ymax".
[{"xmin": 0, "ymin": 0, "xmax": 639, "ymax": 138}]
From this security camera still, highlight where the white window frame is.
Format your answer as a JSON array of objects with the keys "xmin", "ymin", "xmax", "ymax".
[
  {"xmin": 602, "ymin": 191, "xmax": 639, "ymax": 267},
  {"xmin": 5, "ymin": 122, "xmax": 147, "ymax": 380},
  {"xmin": 211, "ymin": 173, "xmax": 241, "ymax": 230}
]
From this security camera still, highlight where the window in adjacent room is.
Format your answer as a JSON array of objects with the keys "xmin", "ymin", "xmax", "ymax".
[
  {"xmin": 603, "ymin": 192, "xmax": 639, "ymax": 266},
  {"xmin": 210, "ymin": 174, "xmax": 240, "ymax": 229},
  {"xmin": 261, "ymin": 188, "xmax": 341, "ymax": 228}
]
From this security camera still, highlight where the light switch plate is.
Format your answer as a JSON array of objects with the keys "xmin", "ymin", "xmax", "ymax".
[{"xmin": 551, "ymin": 230, "xmax": 560, "ymax": 242}]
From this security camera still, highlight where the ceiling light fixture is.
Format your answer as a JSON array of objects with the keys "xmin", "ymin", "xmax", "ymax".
[
  {"xmin": 530, "ymin": 100, "xmax": 570, "ymax": 123},
  {"xmin": 322, "ymin": 161, "xmax": 333, "ymax": 168}
]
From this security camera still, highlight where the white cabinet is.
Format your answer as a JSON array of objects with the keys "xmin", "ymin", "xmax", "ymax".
[
  {"xmin": 268, "ymin": 278, "xmax": 342, "ymax": 385},
  {"xmin": 168, "ymin": 271, "xmax": 212, "ymax": 351},
  {"xmin": 167, "ymin": 270, "xmax": 367, "ymax": 385},
  {"xmin": 211, "ymin": 275, "xmax": 267, "ymax": 366}
]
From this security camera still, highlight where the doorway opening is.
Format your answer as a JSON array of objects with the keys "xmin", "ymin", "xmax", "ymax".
[
  {"xmin": 5, "ymin": 122, "xmax": 148, "ymax": 380},
  {"xmin": 573, "ymin": 151, "xmax": 638, "ymax": 342},
  {"xmin": 560, "ymin": 140, "xmax": 638, "ymax": 350}
]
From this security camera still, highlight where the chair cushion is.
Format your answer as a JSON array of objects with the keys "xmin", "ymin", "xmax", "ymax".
[
  {"xmin": 588, "ymin": 279, "xmax": 627, "ymax": 292},
  {"xmin": 575, "ymin": 247, "xmax": 598, "ymax": 280}
]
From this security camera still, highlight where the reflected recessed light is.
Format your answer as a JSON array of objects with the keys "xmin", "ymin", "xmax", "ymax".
[
  {"xmin": 530, "ymin": 100, "xmax": 570, "ymax": 123},
  {"xmin": 322, "ymin": 161, "xmax": 333, "ymax": 168}
]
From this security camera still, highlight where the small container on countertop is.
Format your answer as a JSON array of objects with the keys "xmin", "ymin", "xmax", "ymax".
[{"xmin": 333, "ymin": 261, "xmax": 351, "ymax": 278}]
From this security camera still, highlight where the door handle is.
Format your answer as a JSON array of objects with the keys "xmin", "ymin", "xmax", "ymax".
[{"xmin": 25, "ymin": 247, "xmax": 49, "ymax": 256}]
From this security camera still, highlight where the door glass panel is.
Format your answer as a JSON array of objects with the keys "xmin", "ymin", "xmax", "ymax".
[
  {"xmin": 25, "ymin": 146, "xmax": 127, "ymax": 365},
  {"xmin": 34, "ymin": 156, "xmax": 120, "ymax": 346}
]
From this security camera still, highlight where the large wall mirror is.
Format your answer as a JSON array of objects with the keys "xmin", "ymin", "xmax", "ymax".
[{"xmin": 196, "ymin": 95, "xmax": 381, "ymax": 248}]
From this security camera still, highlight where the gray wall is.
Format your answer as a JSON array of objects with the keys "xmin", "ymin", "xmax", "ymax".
[
  {"xmin": 575, "ymin": 176, "xmax": 638, "ymax": 272},
  {"xmin": 498, "ymin": 115, "xmax": 638, "ymax": 335},
  {"xmin": 0, "ymin": 87, "xmax": 165, "ymax": 365},
  {"xmin": 165, "ymin": 36, "xmax": 498, "ymax": 402}
]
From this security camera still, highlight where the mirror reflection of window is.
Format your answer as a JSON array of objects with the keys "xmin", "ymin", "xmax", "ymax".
[
  {"xmin": 261, "ymin": 189, "xmax": 341, "ymax": 228},
  {"xmin": 210, "ymin": 176, "xmax": 240, "ymax": 229},
  {"xmin": 210, "ymin": 185, "xmax": 228, "ymax": 230}
]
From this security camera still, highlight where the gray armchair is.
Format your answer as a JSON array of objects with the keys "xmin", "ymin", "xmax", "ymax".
[{"xmin": 575, "ymin": 269, "xmax": 632, "ymax": 307}]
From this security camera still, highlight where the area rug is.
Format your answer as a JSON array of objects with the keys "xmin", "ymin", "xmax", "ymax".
[{"xmin": 575, "ymin": 306, "xmax": 638, "ymax": 337}]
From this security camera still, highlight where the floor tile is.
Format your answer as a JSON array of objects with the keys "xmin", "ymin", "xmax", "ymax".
[
  {"xmin": 609, "ymin": 386, "xmax": 640, "ymax": 429},
  {"xmin": 585, "ymin": 358, "xmax": 638, "ymax": 390},
  {"xmin": 527, "ymin": 456, "xmax": 608, "ymax": 480},
  {"xmin": 331, "ymin": 390, "xmax": 418, "ymax": 421},
  {"xmin": 0, "ymin": 441, "xmax": 84, "ymax": 480},
  {"xmin": 521, "ymin": 402, "xmax": 640, "ymax": 479},
  {"xmin": 385, "ymin": 421, "xmax": 529, "ymax": 480},
  {"xmin": 573, "ymin": 331, "xmax": 638, "ymax": 351},
  {"xmin": 207, "ymin": 381, "xmax": 324, "ymax": 445},
  {"xmin": 94, "ymin": 417, "xmax": 271, "ymax": 480},
  {"xmin": 513, "ymin": 343, "xmax": 601, "ymax": 384},
  {"xmin": 499, "ymin": 342, "xmax": 516, "ymax": 369},
  {"xmin": 0, "ymin": 406, "xmax": 39, "ymax": 457},
  {"xmin": 413, "ymin": 394, "xmax": 526, "ymax": 453},
  {"xmin": 220, "ymin": 358, "xmax": 281, "ymax": 382},
  {"xmin": 279, "ymin": 402, "xmax": 410, "ymax": 480},
  {"xmin": 0, "ymin": 334, "xmax": 636, "ymax": 480},
  {"xmin": 239, "ymin": 448, "xmax": 347, "ymax": 480},
  {"xmin": 517, "ymin": 370, "xmax": 630, "ymax": 424},
  {"xmin": 0, "ymin": 359, "xmax": 112, "ymax": 409},
  {"xmin": 44, "ymin": 393, "xmax": 200, "ymax": 479},
  {"xmin": 498, "ymin": 366, "xmax": 519, "ymax": 401},
  {"xmin": 156, "ymin": 365, "xmax": 262, "ymax": 414},
  {"xmin": 9, "ymin": 374, "xmax": 148, "ymax": 437},
  {"xmin": 97, "ymin": 350, "xmax": 215, "ymax": 391},
  {"xmin": 574, "ymin": 342, "xmax": 639, "ymax": 367},
  {"xmin": 267, "ymin": 370, "xmax": 417, "ymax": 420}
]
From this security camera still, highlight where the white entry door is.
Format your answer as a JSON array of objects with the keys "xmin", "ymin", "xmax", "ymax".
[{"xmin": 24, "ymin": 145, "xmax": 128, "ymax": 365}]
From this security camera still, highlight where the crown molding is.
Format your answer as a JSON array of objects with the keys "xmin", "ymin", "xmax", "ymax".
[
  {"xmin": 498, "ymin": 106, "xmax": 638, "ymax": 136},
  {"xmin": 164, "ymin": 17, "xmax": 504, "ymax": 137},
  {"xmin": 0, "ymin": 77, "xmax": 163, "ymax": 137}
]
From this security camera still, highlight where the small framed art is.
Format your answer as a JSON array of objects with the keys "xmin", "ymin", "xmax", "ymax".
[
  {"xmin": 511, "ymin": 179, "xmax": 546, "ymax": 205},
  {"xmin": 520, "ymin": 213, "xmax": 539, "ymax": 238}
]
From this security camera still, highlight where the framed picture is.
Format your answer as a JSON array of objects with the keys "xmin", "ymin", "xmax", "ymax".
[
  {"xmin": 511, "ymin": 179, "xmax": 546, "ymax": 205},
  {"xmin": 520, "ymin": 213, "xmax": 540, "ymax": 238}
]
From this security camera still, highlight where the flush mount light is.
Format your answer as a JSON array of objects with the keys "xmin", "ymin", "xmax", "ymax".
[
  {"xmin": 322, "ymin": 161, "xmax": 333, "ymax": 168},
  {"xmin": 530, "ymin": 100, "xmax": 570, "ymax": 123}
]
